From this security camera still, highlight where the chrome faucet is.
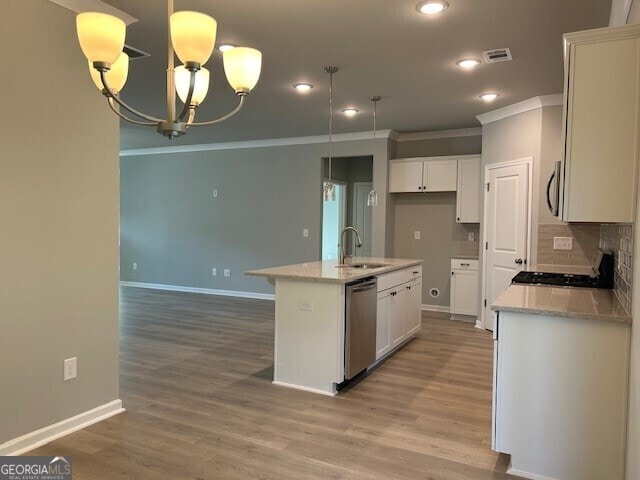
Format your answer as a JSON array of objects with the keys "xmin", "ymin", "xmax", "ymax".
[{"xmin": 340, "ymin": 226, "xmax": 363, "ymax": 264}]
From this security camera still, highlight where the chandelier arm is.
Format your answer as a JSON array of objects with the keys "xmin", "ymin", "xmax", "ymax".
[
  {"xmin": 100, "ymin": 70, "xmax": 164, "ymax": 123},
  {"xmin": 107, "ymin": 98, "xmax": 157, "ymax": 126},
  {"xmin": 188, "ymin": 95, "xmax": 246, "ymax": 127},
  {"xmin": 186, "ymin": 107, "xmax": 197, "ymax": 125},
  {"xmin": 175, "ymin": 70, "xmax": 197, "ymax": 123}
]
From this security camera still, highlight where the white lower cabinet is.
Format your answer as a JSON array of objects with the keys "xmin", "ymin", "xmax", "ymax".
[
  {"xmin": 493, "ymin": 310, "xmax": 630, "ymax": 479},
  {"xmin": 404, "ymin": 279, "xmax": 422, "ymax": 337},
  {"xmin": 375, "ymin": 266, "xmax": 422, "ymax": 360},
  {"xmin": 450, "ymin": 258, "xmax": 478, "ymax": 317}
]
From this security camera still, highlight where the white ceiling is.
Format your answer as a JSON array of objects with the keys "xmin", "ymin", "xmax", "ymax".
[{"xmin": 97, "ymin": 0, "xmax": 611, "ymax": 149}]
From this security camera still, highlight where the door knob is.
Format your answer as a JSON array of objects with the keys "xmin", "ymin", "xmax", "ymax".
[{"xmin": 515, "ymin": 258, "xmax": 523, "ymax": 265}]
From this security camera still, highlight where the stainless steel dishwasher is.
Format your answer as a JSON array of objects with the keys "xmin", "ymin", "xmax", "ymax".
[{"xmin": 344, "ymin": 277, "xmax": 377, "ymax": 379}]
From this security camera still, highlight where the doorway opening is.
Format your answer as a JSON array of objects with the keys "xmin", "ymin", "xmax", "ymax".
[{"xmin": 321, "ymin": 156, "xmax": 373, "ymax": 261}]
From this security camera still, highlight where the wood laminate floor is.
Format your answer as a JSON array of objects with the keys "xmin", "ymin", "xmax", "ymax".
[{"xmin": 29, "ymin": 287, "xmax": 521, "ymax": 479}]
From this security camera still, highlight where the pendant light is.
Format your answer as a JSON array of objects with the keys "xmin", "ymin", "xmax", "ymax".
[
  {"xmin": 367, "ymin": 96, "xmax": 381, "ymax": 207},
  {"xmin": 324, "ymin": 67, "xmax": 339, "ymax": 202}
]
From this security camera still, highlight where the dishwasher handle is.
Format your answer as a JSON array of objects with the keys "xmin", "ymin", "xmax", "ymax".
[{"xmin": 348, "ymin": 279, "xmax": 377, "ymax": 293}]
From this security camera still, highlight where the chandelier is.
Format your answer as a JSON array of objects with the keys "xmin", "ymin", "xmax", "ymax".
[{"xmin": 75, "ymin": 0, "xmax": 262, "ymax": 139}]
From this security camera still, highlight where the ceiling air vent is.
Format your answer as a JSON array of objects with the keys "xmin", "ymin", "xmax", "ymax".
[
  {"xmin": 482, "ymin": 48, "xmax": 512, "ymax": 64},
  {"xmin": 123, "ymin": 44, "xmax": 150, "ymax": 60}
]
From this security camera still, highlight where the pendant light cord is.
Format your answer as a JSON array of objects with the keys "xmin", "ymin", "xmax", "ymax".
[{"xmin": 329, "ymin": 70, "xmax": 333, "ymax": 183}]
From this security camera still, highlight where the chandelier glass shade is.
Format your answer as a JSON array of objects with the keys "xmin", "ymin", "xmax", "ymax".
[{"xmin": 75, "ymin": 1, "xmax": 262, "ymax": 139}]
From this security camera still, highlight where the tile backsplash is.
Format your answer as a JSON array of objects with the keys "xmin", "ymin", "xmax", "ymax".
[
  {"xmin": 537, "ymin": 223, "xmax": 633, "ymax": 314},
  {"xmin": 537, "ymin": 224, "xmax": 601, "ymax": 266},
  {"xmin": 600, "ymin": 224, "xmax": 633, "ymax": 314},
  {"xmin": 453, "ymin": 223, "xmax": 480, "ymax": 257}
]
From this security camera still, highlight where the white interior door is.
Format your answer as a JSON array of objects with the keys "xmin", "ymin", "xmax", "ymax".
[
  {"xmin": 353, "ymin": 182, "xmax": 373, "ymax": 257},
  {"xmin": 483, "ymin": 162, "xmax": 530, "ymax": 331}
]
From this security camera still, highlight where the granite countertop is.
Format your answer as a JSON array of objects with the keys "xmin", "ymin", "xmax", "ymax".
[
  {"xmin": 492, "ymin": 284, "xmax": 631, "ymax": 324},
  {"xmin": 245, "ymin": 257, "xmax": 422, "ymax": 284},
  {"xmin": 529, "ymin": 263, "xmax": 596, "ymax": 276}
]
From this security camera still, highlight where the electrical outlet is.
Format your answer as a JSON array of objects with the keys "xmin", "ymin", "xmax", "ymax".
[
  {"xmin": 133, "ymin": 262, "xmax": 137, "ymax": 271},
  {"xmin": 303, "ymin": 228, "xmax": 309, "ymax": 237},
  {"xmin": 553, "ymin": 237, "xmax": 573, "ymax": 250},
  {"xmin": 64, "ymin": 357, "xmax": 77, "ymax": 381},
  {"xmin": 212, "ymin": 268, "xmax": 217, "ymax": 276},
  {"xmin": 468, "ymin": 232, "xmax": 475, "ymax": 242},
  {"xmin": 299, "ymin": 299, "xmax": 314, "ymax": 311},
  {"xmin": 212, "ymin": 189, "xmax": 218, "ymax": 197},
  {"xmin": 224, "ymin": 269, "xmax": 231, "ymax": 277},
  {"xmin": 414, "ymin": 231, "xmax": 421, "ymax": 240}
]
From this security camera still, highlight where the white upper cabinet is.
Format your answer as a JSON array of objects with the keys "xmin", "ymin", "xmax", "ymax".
[
  {"xmin": 559, "ymin": 25, "xmax": 640, "ymax": 223},
  {"xmin": 389, "ymin": 156, "xmax": 458, "ymax": 193},
  {"xmin": 456, "ymin": 156, "xmax": 481, "ymax": 223},
  {"xmin": 388, "ymin": 160, "xmax": 424, "ymax": 192}
]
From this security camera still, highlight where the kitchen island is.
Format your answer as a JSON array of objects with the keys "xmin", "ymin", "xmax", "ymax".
[
  {"xmin": 246, "ymin": 258, "xmax": 423, "ymax": 395},
  {"xmin": 491, "ymin": 284, "xmax": 631, "ymax": 480}
]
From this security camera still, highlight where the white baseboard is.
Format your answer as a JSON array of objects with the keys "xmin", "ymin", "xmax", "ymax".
[
  {"xmin": 0, "ymin": 399, "xmax": 124, "ymax": 456},
  {"xmin": 507, "ymin": 465, "xmax": 559, "ymax": 480},
  {"xmin": 120, "ymin": 281, "xmax": 275, "ymax": 301},
  {"xmin": 450, "ymin": 313, "xmax": 477, "ymax": 323},
  {"xmin": 421, "ymin": 304, "xmax": 450, "ymax": 313},
  {"xmin": 272, "ymin": 381, "xmax": 336, "ymax": 397}
]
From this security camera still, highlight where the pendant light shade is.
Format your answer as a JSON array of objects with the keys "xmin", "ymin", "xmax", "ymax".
[
  {"xmin": 170, "ymin": 11, "xmax": 217, "ymax": 66},
  {"xmin": 223, "ymin": 47, "xmax": 262, "ymax": 94},
  {"xmin": 367, "ymin": 96, "xmax": 381, "ymax": 207},
  {"xmin": 175, "ymin": 66, "xmax": 210, "ymax": 105},
  {"xmin": 324, "ymin": 182, "xmax": 336, "ymax": 202},
  {"xmin": 89, "ymin": 52, "xmax": 129, "ymax": 93},
  {"xmin": 76, "ymin": 12, "xmax": 126, "ymax": 65}
]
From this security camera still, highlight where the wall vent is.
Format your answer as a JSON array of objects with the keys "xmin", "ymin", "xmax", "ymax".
[
  {"xmin": 123, "ymin": 44, "xmax": 150, "ymax": 60},
  {"xmin": 482, "ymin": 48, "xmax": 512, "ymax": 64}
]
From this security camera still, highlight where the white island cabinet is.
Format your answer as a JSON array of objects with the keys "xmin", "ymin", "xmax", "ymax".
[
  {"xmin": 246, "ymin": 258, "xmax": 423, "ymax": 396},
  {"xmin": 491, "ymin": 285, "xmax": 631, "ymax": 480}
]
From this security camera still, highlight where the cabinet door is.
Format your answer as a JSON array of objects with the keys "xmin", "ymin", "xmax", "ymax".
[
  {"xmin": 450, "ymin": 269, "xmax": 478, "ymax": 316},
  {"xmin": 456, "ymin": 157, "xmax": 481, "ymax": 223},
  {"xmin": 404, "ymin": 280, "xmax": 422, "ymax": 337},
  {"xmin": 390, "ymin": 288, "xmax": 406, "ymax": 347},
  {"xmin": 424, "ymin": 160, "xmax": 457, "ymax": 192},
  {"xmin": 376, "ymin": 291, "xmax": 391, "ymax": 360},
  {"xmin": 562, "ymin": 29, "xmax": 640, "ymax": 222},
  {"xmin": 389, "ymin": 160, "xmax": 423, "ymax": 193}
]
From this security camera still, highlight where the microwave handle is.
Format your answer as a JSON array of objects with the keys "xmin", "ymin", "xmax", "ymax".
[{"xmin": 546, "ymin": 161, "xmax": 561, "ymax": 216}]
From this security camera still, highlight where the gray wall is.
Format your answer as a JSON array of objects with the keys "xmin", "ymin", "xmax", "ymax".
[
  {"xmin": 121, "ymin": 138, "xmax": 390, "ymax": 295},
  {"xmin": 396, "ymin": 136, "xmax": 482, "ymax": 158},
  {"xmin": 0, "ymin": 0, "xmax": 120, "ymax": 443},
  {"xmin": 391, "ymin": 136, "xmax": 482, "ymax": 308}
]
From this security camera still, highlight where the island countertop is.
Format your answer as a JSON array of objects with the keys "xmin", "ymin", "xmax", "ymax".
[
  {"xmin": 245, "ymin": 258, "xmax": 423, "ymax": 284},
  {"xmin": 491, "ymin": 284, "xmax": 631, "ymax": 324}
]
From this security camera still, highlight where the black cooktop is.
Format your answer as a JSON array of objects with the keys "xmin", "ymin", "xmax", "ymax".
[{"xmin": 512, "ymin": 271, "xmax": 600, "ymax": 288}]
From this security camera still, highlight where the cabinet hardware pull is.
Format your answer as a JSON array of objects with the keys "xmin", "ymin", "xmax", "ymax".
[
  {"xmin": 412, "ymin": 271, "xmax": 419, "ymax": 274},
  {"xmin": 407, "ymin": 286, "xmax": 411, "ymax": 290},
  {"xmin": 451, "ymin": 271, "xmax": 454, "ymax": 275},
  {"xmin": 418, "ymin": 186, "xmax": 422, "ymax": 190},
  {"xmin": 461, "ymin": 263, "xmax": 469, "ymax": 266},
  {"xmin": 515, "ymin": 258, "xmax": 523, "ymax": 265}
]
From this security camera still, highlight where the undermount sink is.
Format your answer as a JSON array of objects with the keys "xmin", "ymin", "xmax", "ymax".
[{"xmin": 336, "ymin": 262, "xmax": 388, "ymax": 269}]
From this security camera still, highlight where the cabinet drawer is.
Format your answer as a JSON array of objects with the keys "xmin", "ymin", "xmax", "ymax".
[
  {"xmin": 406, "ymin": 265, "xmax": 422, "ymax": 281},
  {"xmin": 451, "ymin": 258, "xmax": 478, "ymax": 270},
  {"xmin": 377, "ymin": 269, "xmax": 407, "ymax": 292}
]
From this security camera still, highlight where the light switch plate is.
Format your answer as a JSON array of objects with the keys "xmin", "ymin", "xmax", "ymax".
[
  {"xmin": 224, "ymin": 269, "xmax": 231, "ymax": 277},
  {"xmin": 468, "ymin": 232, "xmax": 475, "ymax": 242},
  {"xmin": 553, "ymin": 237, "xmax": 573, "ymax": 250},
  {"xmin": 414, "ymin": 231, "xmax": 421, "ymax": 240},
  {"xmin": 303, "ymin": 228, "xmax": 309, "ymax": 237}
]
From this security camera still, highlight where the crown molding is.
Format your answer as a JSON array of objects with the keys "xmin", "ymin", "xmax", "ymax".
[
  {"xmin": 47, "ymin": 0, "xmax": 138, "ymax": 24},
  {"xmin": 476, "ymin": 94, "xmax": 563, "ymax": 126},
  {"xmin": 120, "ymin": 130, "xmax": 395, "ymax": 157},
  {"xmin": 395, "ymin": 127, "xmax": 482, "ymax": 142}
]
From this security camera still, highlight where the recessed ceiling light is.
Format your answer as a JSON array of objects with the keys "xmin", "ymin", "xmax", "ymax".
[
  {"xmin": 456, "ymin": 58, "xmax": 481, "ymax": 69},
  {"xmin": 342, "ymin": 108, "xmax": 359, "ymax": 117},
  {"xmin": 480, "ymin": 92, "xmax": 499, "ymax": 102},
  {"xmin": 293, "ymin": 83, "xmax": 314, "ymax": 92},
  {"xmin": 416, "ymin": 0, "xmax": 449, "ymax": 15},
  {"xmin": 217, "ymin": 43, "xmax": 236, "ymax": 53}
]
